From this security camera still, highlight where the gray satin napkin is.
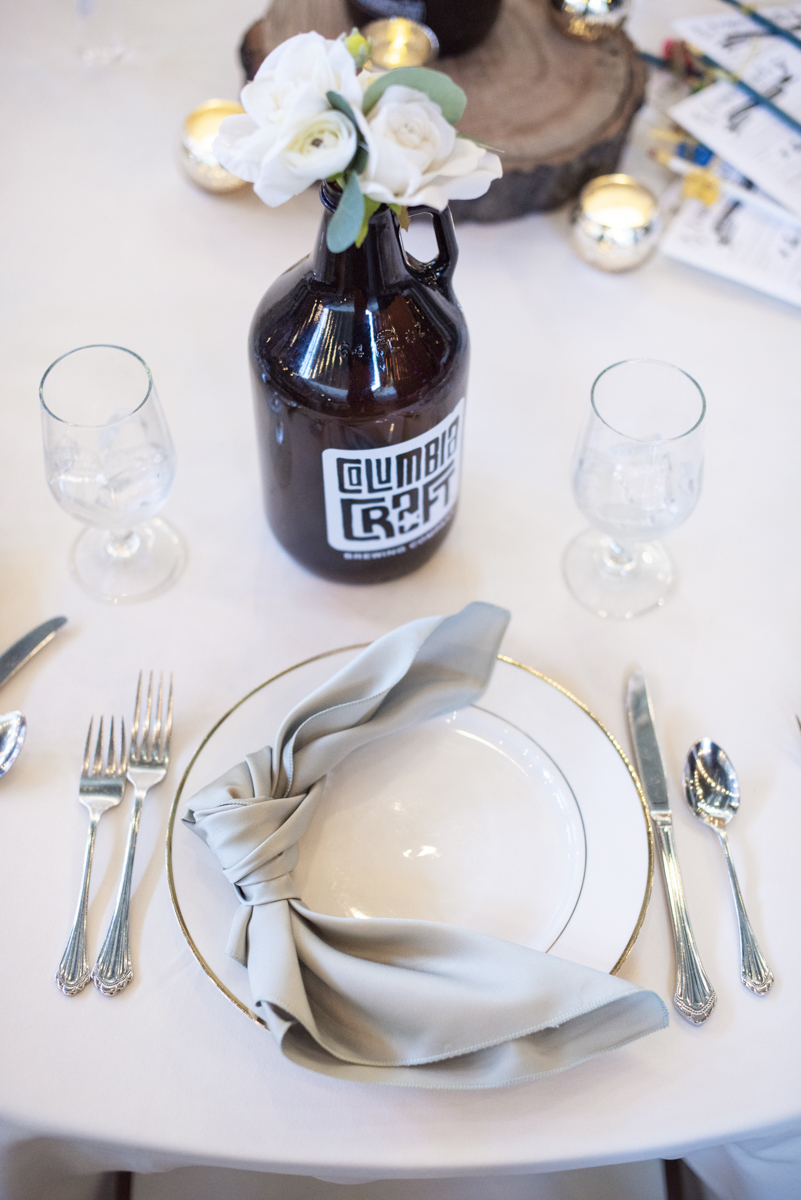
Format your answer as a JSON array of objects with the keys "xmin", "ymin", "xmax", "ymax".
[{"xmin": 184, "ymin": 602, "xmax": 667, "ymax": 1088}]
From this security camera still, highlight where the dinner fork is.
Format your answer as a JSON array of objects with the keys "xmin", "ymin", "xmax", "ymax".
[
  {"xmin": 56, "ymin": 717, "xmax": 127, "ymax": 995},
  {"xmin": 91, "ymin": 672, "xmax": 172, "ymax": 995}
]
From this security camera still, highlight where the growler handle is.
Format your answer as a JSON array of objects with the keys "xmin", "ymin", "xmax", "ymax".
[{"xmin": 400, "ymin": 205, "xmax": 459, "ymax": 297}]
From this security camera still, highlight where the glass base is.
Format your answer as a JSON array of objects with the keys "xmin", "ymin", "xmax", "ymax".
[
  {"xmin": 70, "ymin": 518, "xmax": 186, "ymax": 604},
  {"xmin": 563, "ymin": 529, "xmax": 673, "ymax": 619}
]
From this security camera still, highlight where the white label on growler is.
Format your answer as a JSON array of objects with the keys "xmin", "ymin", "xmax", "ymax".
[{"xmin": 322, "ymin": 398, "xmax": 464, "ymax": 557}]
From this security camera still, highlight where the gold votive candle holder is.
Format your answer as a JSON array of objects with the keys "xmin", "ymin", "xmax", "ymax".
[
  {"xmin": 364, "ymin": 18, "xmax": 439, "ymax": 69},
  {"xmin": 571, "ymin": 174, "xmax": 662, "ymax": 272},
  {"xmin": 549, "ymin": 0, "xmax": 631, "ymax": 42},
  {"xmin": 180, "ymin": 100, "xmax": 250, "ymax": 195}
]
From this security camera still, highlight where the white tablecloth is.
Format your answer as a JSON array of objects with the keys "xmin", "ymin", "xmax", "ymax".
[{"xmin": 2, "ymin": 0, "xmax": 800, "ymax": 1198}]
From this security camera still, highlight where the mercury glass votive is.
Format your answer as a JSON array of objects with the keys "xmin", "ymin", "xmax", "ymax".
[
  {"xmin": 571, "ymin": 175, "xmax": 662, "ymax": 273},
  {"xmin": 364, "ymin": 18, "xmax": 439, "ymax": 68},
  {"xmin": 549, "ymin": 0, "xmax": 631, "ymax": 41},
  {"xmin": 180, "ymin": 100, "xmax": 250, "ymax": 195}
]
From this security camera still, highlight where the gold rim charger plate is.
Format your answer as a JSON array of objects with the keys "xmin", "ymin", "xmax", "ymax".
[{"xmin": 167, "ymin": 651, "xmax": 653, "ymax": 1028}]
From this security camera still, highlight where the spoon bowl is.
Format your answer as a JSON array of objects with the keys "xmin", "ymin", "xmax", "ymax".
[
  {"xmin": 0, "ymin": 711, "xmax": 26, "ymax": 778},
  {"xmin": 683, "ymin": 738, "xmax": 773, "ymax": 995},
  {"xmin": 683, "ymin": 737, "xmax": 739, "ymax": 827}
]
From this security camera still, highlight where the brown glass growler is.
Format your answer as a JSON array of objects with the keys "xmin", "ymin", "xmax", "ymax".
[{"xmin": 249, "ymin": 183, "xmax": 469, "ymax": 583}]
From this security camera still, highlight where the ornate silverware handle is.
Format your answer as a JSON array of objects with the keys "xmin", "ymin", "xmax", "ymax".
[
  {"xmin": 717, "ymin": 829, "xmax": 774, "ymax": 994},
  {"xmin": 652, "ymin": 812, "xmax": 717, "ymax": 1023},
  {"xmin": 91, "ymin": 789, "xmax": 144, "ymax": 995},
  {"xmin": 55, "ymin": 812, "xmax": 99, "ymax": 995}
]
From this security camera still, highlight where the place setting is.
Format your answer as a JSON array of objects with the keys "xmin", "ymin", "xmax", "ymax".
[
  {"xmin": 31, "ymin": 10, "xmax": 774, "ymax": 1078},
  {"xmin": 2, "ymin": 2, "xmax": 796, "ymax": 1197}
]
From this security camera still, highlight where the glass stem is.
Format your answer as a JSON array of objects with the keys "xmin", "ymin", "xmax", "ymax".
[
  {"xmin": 106, "ymin": 530, "xmax": 140, "ymax": 559},
  {"xmin": 603, "ymin": 539, "xmax": 636, "ymax": 577}
]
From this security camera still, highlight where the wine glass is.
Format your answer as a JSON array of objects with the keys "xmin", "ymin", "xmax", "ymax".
[
  {"xmin": 563, "ymin": 359, "xmax": 706, "ymax": 619},
  {"xmin": 40, "ymin": 345, "xmax": 186, "ymax": 604}
]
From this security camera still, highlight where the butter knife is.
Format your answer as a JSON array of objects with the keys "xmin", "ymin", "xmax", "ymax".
[
  {"xmin": 626, "ymin": 669, "xmax": 717, "ymax": 1024},
  {"xmin": 0, "ymin": 617, "xmax": 67, "ymax": 690}
]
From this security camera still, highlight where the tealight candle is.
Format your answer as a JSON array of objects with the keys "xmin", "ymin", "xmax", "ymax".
[
  {"xmin": 549, "ymin": 0, "xmax": 631, "ymax": 42},
  {"xmin": 363, "ymin": 17, "xmax": 439, "ymax": 69},
  {"xmin": 180, "ymin": 100, "xmax": 250, "ymax": 195},
  {"xmin": 571, "ymin": 174, "xmax": 662, "ymax": 272}
]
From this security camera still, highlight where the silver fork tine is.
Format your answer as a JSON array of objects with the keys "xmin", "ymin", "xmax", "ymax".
[
  {"xmin": 131, "ymin": 672, "xmax": 143, "ymax": 754},
  {"xmin": 82, "ymin": 719, "xmax": 94, "ymax": 774},
  {"xmin": 106, "ymin": 717, "xmax": 116, "ymax": 775},
  {"xmin": 152, "ymin": 673, "xmax": 163, "ymax": 760},
  {"xmin": 144, "ymin": 672, "xmax": 154, "ymax": 759},
  {"xmin": 163, "ymin": 676, "xmax": 173, "ymax": 760},
  {"xmin": 119, "ymin": 717, "xmax": 127, "ymax": 773},
  {"xmin": 93, "ymin": 717, "xmax": 104, "ymax": 775}
]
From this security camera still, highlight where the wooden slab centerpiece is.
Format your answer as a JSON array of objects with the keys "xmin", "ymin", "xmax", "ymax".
[{"xmin": 240, "ymin": 0, "xmax": 647, "ymax": 219}]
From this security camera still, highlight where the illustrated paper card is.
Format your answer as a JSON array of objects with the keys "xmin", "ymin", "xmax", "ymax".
[
  {"xmin": 661, "ymin": 191, "xmax": 801, "ymax": 307},
  {"xmin": 669, "ymin": 81, "xmax": 801, "ymax": 217}
]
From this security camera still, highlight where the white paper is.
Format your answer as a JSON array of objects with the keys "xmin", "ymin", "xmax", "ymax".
[
  {"xmin": 669, "ymin": 81, "xmax": 801, "ymax": 217},
  {"xmin": 673, "ymin": 5, "xmax": 801, "ymax": 95},
  {"xmin": 668, "ymin": 6, "xmax": 801, "ymax": 217},
  {"xmin": 661, "ymin": 192, "xmax": 801, "ymax": 307}
]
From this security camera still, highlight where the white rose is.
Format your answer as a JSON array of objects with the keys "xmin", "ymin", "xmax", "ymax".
[
  {"xmin": 359, "ymin": 85, "xmax": 502, "ymax": 209},
  {"xmin": 213, "ymin": 32, "xmax": 363, "ymax": 205}
]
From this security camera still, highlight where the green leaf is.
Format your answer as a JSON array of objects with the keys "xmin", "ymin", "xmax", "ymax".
[
  {"xmin": 326, "ymin": 89, "xmax": 359, "ymax": 130},
  {"xmin": 362, "ymin": 67, "xmax": 467, "ymax": 124},
  {"xmin": 388, "ymin": 203, "xmax": 410, "ymax": 231},
  {"xmin": 355, "ymin": 197, "xmax": 381, "ymax": 248},
  {"xmin": 327, "ymin": 91, "xmax": 369, "ymax": 177},
  {"xmin": 349, "ymin": 143, "xmax": 369, "ymax": 176},
  {"xmin": 326, "ymin": 172, "xmax": 365, "ymax": 253}
]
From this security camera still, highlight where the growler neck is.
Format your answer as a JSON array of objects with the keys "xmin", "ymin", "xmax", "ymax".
[{"xmin": 312, "ymin": 188, "xmax": 410, "ymax": 294}]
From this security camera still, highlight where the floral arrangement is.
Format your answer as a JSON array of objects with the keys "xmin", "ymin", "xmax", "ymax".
[{"xmin": 214, "ymin": 30, "xmax": 502, "ymax": 252}]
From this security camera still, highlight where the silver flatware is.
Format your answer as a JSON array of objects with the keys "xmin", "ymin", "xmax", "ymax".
[
  {"xmin": 0, "ymin": 616, "xmax": 67, "ymax": 691},
  {"xmin": 0, "ymin": 711, "xmax": 26, "ymax": 779},
  {"xmin": 626, "ymin": 669, "xmax": 717, "ymax": 1024},
  {"xmin": 92, "ymin": 672, "xmax": 173, "ymax": 995},
  {"xmin": 683, "ymin": 739, "xmax": 774, "ymax": 995},
  {"xmin": 55, "ymin": 717, "xmax": 127, "ymax": 995},
  {"xmin": 0, "ymin": 617, "xmax": 66, "ymax": 779}
]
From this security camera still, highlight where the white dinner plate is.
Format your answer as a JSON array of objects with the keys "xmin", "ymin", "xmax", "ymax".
[{"xmin": 167, "ymin": 651, "xmax": 653, "ymax": 1028}]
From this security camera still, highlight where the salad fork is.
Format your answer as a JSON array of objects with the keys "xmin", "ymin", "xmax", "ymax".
[
  {"xmin": 56, "ymin": 717, "xmax": 127, "ymax": 995},
  {"xmin": 91, "ymin": 672, "xmax": 172, "ymax": 995}
]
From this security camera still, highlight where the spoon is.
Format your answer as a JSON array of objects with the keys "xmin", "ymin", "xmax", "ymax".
[
  {"xmin": 0, "ymin": 711, "xmax": 26, "ymax": 779},
  {"xmin": 683, "ymin": 739, "xmax": 774, "ymax": 995}
]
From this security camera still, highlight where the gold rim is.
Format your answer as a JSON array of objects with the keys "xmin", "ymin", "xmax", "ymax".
[
  {"xmin": 166, "ymin": 649, "xmax": 654, "ymax": 1030},
  {"xmin": 496, "ymin": 656, "xmax": 654, "ymax": 975}
]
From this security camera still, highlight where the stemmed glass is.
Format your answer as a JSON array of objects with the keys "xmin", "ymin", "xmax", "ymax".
[
  {"xmin": 563, "ymin": 359, "xmax": 706, "ymax": 619},
  {"xmin": 40, "ymin": 345, "xmax": 185, "ymax": 604}
]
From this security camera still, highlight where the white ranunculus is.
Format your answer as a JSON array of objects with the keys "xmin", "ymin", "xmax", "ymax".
[
  {"xmin": 359, "ymin": 85, "xmax": 502, "ymax": 210},
  {"xmin": 217, "ymin": 109, "xmax": 357, "ymax": 206},
  {"xmin": 213, "ymin": 32, "xmax": 363, "ymax": 204}
]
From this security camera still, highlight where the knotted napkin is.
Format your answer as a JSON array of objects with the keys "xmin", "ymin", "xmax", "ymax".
[{"xmin": 184, "ymin": 602, "xmax": 667, "ymax": 1088}]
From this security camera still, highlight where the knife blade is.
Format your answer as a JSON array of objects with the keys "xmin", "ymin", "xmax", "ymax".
[
  {"xmin": 0, "ymin": 616, "xmax": 67, "ymax": 691},
  {"xmin": 626, "ymin": 669, "xmax": 717, "ymax": 1024}
]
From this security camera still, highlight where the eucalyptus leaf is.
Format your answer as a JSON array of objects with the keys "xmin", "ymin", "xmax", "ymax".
[
  {"xmin": 326, "ymin": 90, "xmax": 359, "ymax": 130},
  {"xmin": 350, "ymin": 143, "xmax": 369, "ymax": 176},
  {"xmin": 326, "ymin": 171, "xmax": 365, "ymax": 253},
  {"xmin": 362, "ymin": 67, "xmax": 467, "ymax": 124}
]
